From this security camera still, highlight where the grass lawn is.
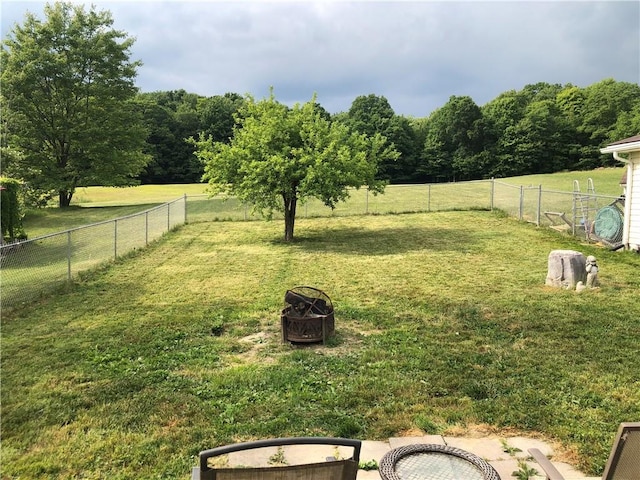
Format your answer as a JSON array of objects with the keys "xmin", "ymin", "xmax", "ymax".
[
  {"xmin": 72, "ymin": 184, "xmax": 209, "ymax": 206},
  {"xmin": 2, "ymin": 210, "xmax": 639, "ymax": 479},
  {"xmin": 502, "ymin": 167, "xmax": 626, "ymax": 196},
  {"xmin": 20, "ymin": 167, "xmax": 626, "ymax": 239},
  {"xmin": 21, "ymin": 184, "xmax": 208, "ymax": 239},
  {"xmin": 21, "ymin": 204, "xmax": 164, "ymax": 239}
]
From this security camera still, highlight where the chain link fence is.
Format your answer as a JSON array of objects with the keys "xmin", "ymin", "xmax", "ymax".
[
  {"xmin": 1, "ymin": 196, "xmax": 186, "ymax": 308},
  {"xmin": 1, "ymin": 180, "xmax": 622, "ymax": 308},
  {"xmin": 491, "ymin": 180, "xmax": 622, "ymax": 241},
  {"xmin": 185, "ymin": 180, "xmax": 494, "ymax": 223}
]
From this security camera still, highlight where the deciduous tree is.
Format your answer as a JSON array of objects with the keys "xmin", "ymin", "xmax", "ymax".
[
  {"xmin": 579, "ymin": 79, "xmax": 640, "ymax": 167},
  {"xmin": 197, "ymin": 93, "xmax": 246, "ymax": 144},
  {"xmin": 1, "ymin": 2, "xmax": 149, "ymax": 207},
  {"xmin": 342, "ymin": 94, "xmax": 420, "ymax": 183},
  {"xmin": 419, "ymin": 96, "xmax": 486, "ymax": 182},
  {"xmin": 193, "ymin": 91, "xmax": 398, "ymax": 241}
]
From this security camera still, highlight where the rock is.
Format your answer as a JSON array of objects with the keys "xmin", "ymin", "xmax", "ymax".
[{"xmin": 545, "ymin": 250, "xmax": 586, "ymax": 289}]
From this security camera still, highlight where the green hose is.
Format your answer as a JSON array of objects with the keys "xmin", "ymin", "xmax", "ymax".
[{"xmin": 593, "ymin": 205, "xmax": 624, "ymax": 242}]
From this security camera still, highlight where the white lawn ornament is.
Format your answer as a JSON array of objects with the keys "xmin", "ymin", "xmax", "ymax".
[{"xmin": 585, "ymin": 255, "xmax": 600, "ymax": 288}]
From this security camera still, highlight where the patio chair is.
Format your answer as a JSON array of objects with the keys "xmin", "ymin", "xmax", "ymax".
[
  {"xmin": 191, "ymin": 436, "xmax": 362, "ymax": 480},
  {"xmin": 528, "ymin": 422, "xmax": 640, "ymax": 480}
]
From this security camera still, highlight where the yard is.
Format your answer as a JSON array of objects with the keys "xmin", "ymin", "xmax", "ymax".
[{"xmin": 2, "ymin": 210, "xmax": 639, "ymax": 479}]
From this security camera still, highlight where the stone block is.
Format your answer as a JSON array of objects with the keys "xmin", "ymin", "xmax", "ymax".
[{"xmin": 545, "ymin": 250, "xmax": 586, "ymax": 289}]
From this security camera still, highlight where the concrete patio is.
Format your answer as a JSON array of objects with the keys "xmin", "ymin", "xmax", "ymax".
[{"xmin": 222, "ymin": 434, "xmax": 599, "ymax": 480}]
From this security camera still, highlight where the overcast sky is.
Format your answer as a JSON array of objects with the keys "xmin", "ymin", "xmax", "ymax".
[{"xmin": 2, "ymin": 1, "xmax": 639, "ymax": 117}]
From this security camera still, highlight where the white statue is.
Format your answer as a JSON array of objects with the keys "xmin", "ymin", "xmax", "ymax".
[{"xmin": 585, "ymin": 255, "xmax": 600, "ymax": 288}]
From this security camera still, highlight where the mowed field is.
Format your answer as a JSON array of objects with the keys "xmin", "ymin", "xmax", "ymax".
[
  {"xmin": 3, "ymin": 207, "xmax": 640, "ymax": 478},
  {"xmin": 70, "ymin": 167, "xmax": 627, "ymax": 207},
  {"xmin": 22, "ymin": 167, "xmax": 627, "ymax": 239},
  {"xmin": 71, "ymin": 183, "xmax": 209, "ymax": 206}
]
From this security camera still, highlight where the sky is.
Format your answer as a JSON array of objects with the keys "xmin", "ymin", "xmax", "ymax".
[{"xmin": 2, "ymin": 0, "xmax": 639, "ymax": 117}]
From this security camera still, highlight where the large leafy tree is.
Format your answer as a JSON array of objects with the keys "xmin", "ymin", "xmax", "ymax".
[
  {"xmin": 341, "ymin": 94, "xmax": 420, "ymax": 183},
  {"xmin": 578, "ymin": 79, "xmax": 640, "ymax": 168},
  {"xmin": 380, "ymin": 115, "xmax": 421, "ymax": 183},
  {"xmin": 137, "ymin": 99, "xmax": 201, "ymax": 184},
  {"xmin": 1, "ymin": 2, "xmax": 149, "ymax": 207},
  {"xmin": 609, "ymin": 103, "xmax": 640, "ymax": 142},
  {"xmin": 482, "ymin": 90, "xmax": 528, "ymax": 177},
  {"xmin": 193, "ymin": 91, "xmax": 398, "ymax": 241},
  {"xmin": 344, "ymin": 94, "xmax": 396, "ymax": 138},
  {"xmin": 197, "ymin": 93, "xmax": 246, "ymax": 144},
  {"xmin": 420, "ymin": 96, "xmax": 487, "ymax": 182},
  {"xmin": 505, "ymin": 99, "xmax": 573, "ymax": 175},
  {"xmin": 137, "ymin": 90, "xmax": 211, "ymax": 184}
]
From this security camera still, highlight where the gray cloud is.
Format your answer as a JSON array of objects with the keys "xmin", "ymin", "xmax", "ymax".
[{"xmin": 2, "ymin": 1, "xmax": 639, "ymax": 116}]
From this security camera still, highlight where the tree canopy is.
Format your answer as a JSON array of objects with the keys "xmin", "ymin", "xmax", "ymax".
[
  {"xmin": 130, "ymin": 79, "xmax": 638, "ymax": 188},
  {"xmin": 193, "ymin": 91, "xmax": 398, "ymax": 241},
  {"xmin": 339, "ymin": 94, "xmax": 421, "ymax": 183},
  {"xmin": 1, "ymin": 2, "xmax": 149, "ymax": 207},
  {"xmin": 4, "ymin": 2, "xmax": 635, "ymax": 199}
]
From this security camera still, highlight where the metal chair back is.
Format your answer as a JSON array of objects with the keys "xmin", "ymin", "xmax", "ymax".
[
  {"xmin": 192, "ymin": 437, "xmax": 361, "ymax": 480},
  {"xmin": 602, "ymin": 422, "xmax": 640, "ymax": 480}
]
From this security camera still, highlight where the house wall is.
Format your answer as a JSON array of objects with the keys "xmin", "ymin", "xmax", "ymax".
[{"xmin": 627, "ymin": 151, "xmax": 640, "ymax": 250}]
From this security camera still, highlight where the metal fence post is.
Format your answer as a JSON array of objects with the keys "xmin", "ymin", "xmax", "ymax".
[
  {"xmin": 365, "ymin": 187, "xmax": 369, "ymax": 214},
  {"xmin": 537, "ymin": 185, "xmax": 542, "ymax": 226},
  {"xmin": 183, "ymin": 194, "xmax": 187, "ymax": 224},
  {"xmin": 519, "ymin": 185, "xmax": 524, "ymax": 221},
  {"xmin": 572, "ymin": 194, "xmax": 577, "ymax": 236},
  {"xmin": 114, "ymin": 219, "xmax": 118, "ymax": 259},
  {"xmin": 67, "ymin": 231, "xmax": 72, "ymax": 281},
  {"xmin": 145, "ymin": 211, "xmax": 149, "ymax": 246},
  {"xmin": 490, "ymin": 178, "xmax": 495, "ymax": 211},
  {"xmin": 167, "ymin": 204, "xmax": 170, "ymax": 232}
]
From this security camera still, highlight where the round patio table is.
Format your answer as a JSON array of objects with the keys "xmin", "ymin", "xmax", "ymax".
[{"xmin": 379, "ymin": 444, "xmax": 500, "ymax": 480}]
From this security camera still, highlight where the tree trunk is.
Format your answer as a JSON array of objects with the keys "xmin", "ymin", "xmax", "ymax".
[
  {"xmin": 59, "ymin": 190, "xmax": 73, "ymax": 208},
  {"xmin": 283, "ymin": 193, "xmax": 297, "ymax": 242}
]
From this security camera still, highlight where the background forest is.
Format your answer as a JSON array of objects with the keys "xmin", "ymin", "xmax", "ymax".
[{"xmin": 138, "ymin": 78, "xmax": 640, "ymax": 185}]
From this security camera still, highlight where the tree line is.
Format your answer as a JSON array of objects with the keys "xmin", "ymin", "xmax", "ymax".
[
  {"xmin": 137, "ymin": 79, "xmax": 640, "ymax": 185},
  {"xmin": 2, "ymin": 2, "xmax": 639, "ymax": 213}
]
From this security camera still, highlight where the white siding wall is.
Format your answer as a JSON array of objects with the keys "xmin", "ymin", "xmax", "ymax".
[{"xmin": 627, "ymin": 152, "xmax": 640, "ymax": 250}]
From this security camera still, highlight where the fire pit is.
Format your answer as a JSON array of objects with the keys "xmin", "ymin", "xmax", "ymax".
[{"xmin": 280, "ymin": 286, "xmax": 334, "ymax": 344}]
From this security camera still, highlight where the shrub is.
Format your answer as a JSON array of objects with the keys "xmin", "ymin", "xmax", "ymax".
[{"xmin": 0, "ymin": 177, "xmax": 27, "ymax": 241}]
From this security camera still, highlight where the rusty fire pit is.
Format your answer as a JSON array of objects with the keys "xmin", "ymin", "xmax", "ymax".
[{"xmin": 281, "ymin": 286, "xmax": 334, "ymax": 344}]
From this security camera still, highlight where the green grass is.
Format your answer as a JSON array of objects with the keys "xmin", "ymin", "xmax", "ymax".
[
  {"xmin": 20, "ymin": 184, "xmax": 208, "ymax": 239},
  {"xmin": 72, "ymin": 184, "xmax": 209, "ymax": 206},
  {"xmin": 501, "ymin": 168, "xmax": 626, "ymax": 196},
  {"xmin": 2, "ymin": 211, "xmax": 639, "ymax": 479},
  {"xmin": 2, "ymin": 205, "xmax": 183, "ymax": 307},
  {"xmin": 21, "ymin": 167, "xmax": 626, "ymax": 238},
  {"xmin": 69, "ymin": 168, "xmax": 625, "ymax": 206},
  {"xmin": 22, "ymin": 204, "xmax": 163, "ymax": 239}
]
